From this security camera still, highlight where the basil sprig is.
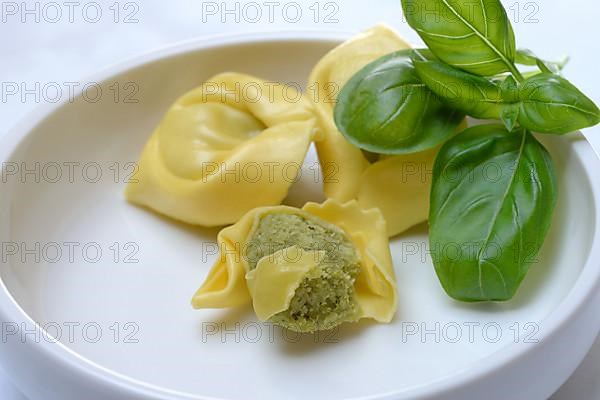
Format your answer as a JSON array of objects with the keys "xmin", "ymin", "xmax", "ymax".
[{"xmin": 334, "ymin": 0, "xmax": 600, "ymax": 301}]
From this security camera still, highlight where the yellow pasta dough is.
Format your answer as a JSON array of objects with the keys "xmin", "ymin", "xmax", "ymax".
[
  {"xmin": 126, "ymin": 72, "xmax": 316, "ymax": 226},
  {"xmin": 308, "ymin": 25, "xmax": 411, "ymax": 200},
  {"xmin": 358, "ymin": 147, "xmax": 437, "ymax": 236},
  {"xmin": 309, "ymin": 25, "xmax": 447, "ymax": 237},
  {"xmin": 191, "ymin": 199, "xmax": 397, "ymax": 332}
]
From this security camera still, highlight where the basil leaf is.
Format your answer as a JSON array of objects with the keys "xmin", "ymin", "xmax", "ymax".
[
  {"xmin": 429, "ymin": 125, "xmax": 557, "ymax": 301},
  {"xmin": 334, "ymin": 50, "xmax": 464, "ymax": 154},
  {"xmin": 401, "ymin": 0, "xmax": 516, "ymax": 75},
  {"xmin": 518, "ymin": 73, "xmax": 600, "ymax": 134},
  {"xmin": 414, "ymin": 59, "xmax": 504, "ymax": 119},
  {"xmin": 499, "ymin": 76, "xmax": 519, "ymax": 130},
  {"xmin": 499, "ymin": 75, "xmax": 518, "ymax": 101},
  {"xmin": 515, "ymin": 49, "xmax": 569, "ymax": 74},
  {"xmin": 500, "ymin": 103, "xmax": 519, "ymax": 131}
]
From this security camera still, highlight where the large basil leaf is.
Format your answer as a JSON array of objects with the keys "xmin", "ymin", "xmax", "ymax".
[
  {"xmin": 334, "ymin": 50, "xmax": 464, "ymax": 154},
  {"xmin": 518, "ymin": 73, "xmax": 600, "ymax": 134},
  {"xmin": 401, "ymin": 0, "xmax": 516, "ymax": 75},
  {"xmin": 429, "ymin": 125, "xmax": 557, "ymax": 301},
  {"xmin": 414, "ymin": 59, "xmax": 504, "ymax": 119}
]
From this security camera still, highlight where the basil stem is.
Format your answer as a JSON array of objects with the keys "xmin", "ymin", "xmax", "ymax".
[{"xmin": 515, "ymin": 49, "xmax": 569, "ymax": 75}]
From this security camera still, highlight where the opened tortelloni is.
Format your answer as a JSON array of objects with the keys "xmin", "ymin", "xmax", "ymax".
[
  {"xmin": 191, "ymin": 199, "xmax": 397, "ymax": 332},
  {"xmin": 126, "ymin": 73, "xmax": 316, "ymax": 226},
  {"xmin": 309, "ymin": 25, "xmax": 449, "ymax": 237}
]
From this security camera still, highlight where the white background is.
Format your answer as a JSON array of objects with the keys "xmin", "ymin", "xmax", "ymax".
[{"xmin": 0, "ymin": 0, "xmax": 599, "ymax": 398}]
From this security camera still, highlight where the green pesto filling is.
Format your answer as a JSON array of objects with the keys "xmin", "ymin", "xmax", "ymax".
[{"xmin": 246, "ymin": 213, "xmax": 361, "ymax": 332}]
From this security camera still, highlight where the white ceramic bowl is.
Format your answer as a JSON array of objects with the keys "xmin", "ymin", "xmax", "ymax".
[{"xmin": 1, "ymin": 32, "xmax": 600, "ymax": 400}]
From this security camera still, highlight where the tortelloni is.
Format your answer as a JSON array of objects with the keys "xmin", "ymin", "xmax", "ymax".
[
  {"xmin": 126, "ymin": 73, "xmax": 316, "ymax": 227},
  {"xmin": 191, "ymin": 199, "xmax": 397, "ymax": 332},
  {"xmin": 308, "ymin": 25, "xmax": 438, "ymax": 237}
]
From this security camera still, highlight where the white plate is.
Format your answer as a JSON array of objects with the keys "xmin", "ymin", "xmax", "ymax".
[{"xmin": 1, "ymin": 32, "xmax": 600, "ymax": 400}]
